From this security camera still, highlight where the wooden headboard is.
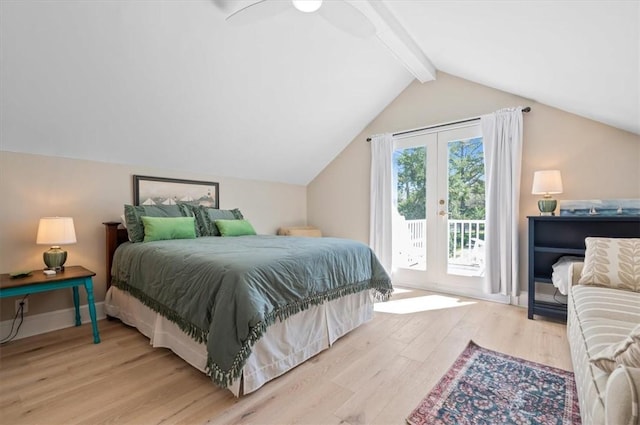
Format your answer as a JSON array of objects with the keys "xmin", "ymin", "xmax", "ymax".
[{"xmin": 103, "ymin": 221, "xmax": 129, "ymax": 289}]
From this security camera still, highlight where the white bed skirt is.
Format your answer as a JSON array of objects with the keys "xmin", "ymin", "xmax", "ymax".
[{"xmin": 105, "ymin": 287, "xmax": 373, "ymax": 396}]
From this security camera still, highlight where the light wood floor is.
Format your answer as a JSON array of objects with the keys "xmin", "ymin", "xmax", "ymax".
[{"xmin": 0, "ymin": 288, "xmax": 572, "ymax": 425}]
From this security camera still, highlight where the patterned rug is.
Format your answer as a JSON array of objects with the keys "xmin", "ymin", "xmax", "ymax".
[{"xmin": 406, "ymin": 341, "xmax": 581, "ymax": 425}]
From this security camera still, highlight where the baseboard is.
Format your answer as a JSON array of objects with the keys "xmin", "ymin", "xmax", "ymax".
[
  {"xmin": 395, "ymin": 282, "xmax": 512, "ymax": 305},
  {"xmin": 517, "ymin": 291, "xmax": 528, "ymax": 307},
  {"xmin": 0, "ymin": 302, "xmax": 106, "ymax": 341}
]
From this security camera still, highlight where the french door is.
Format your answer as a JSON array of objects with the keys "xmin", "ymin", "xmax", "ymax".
[{"xmin": 392, "ymin": 124, "xmax": 504, "ymax": 301}]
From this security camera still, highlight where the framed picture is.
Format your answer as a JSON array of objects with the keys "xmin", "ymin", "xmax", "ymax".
[
  {"xmin": 559, "ymin": 198, "xmax": 640, "ymax": 217},
  {"xmin": 133, "ymin": 175, "xmax": 219, "ymax": 208}
]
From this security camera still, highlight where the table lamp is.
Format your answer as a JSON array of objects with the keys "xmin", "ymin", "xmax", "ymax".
[
  {"xmin": 531, "ymin": 170, "xmax": 563, "ymax": 216},
  {"xmin": 36, "ymin": 217, "xmax": 77, "ymax": 270}
]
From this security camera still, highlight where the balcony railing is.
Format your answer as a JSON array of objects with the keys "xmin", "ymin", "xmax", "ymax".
[
  {"xmin": 448, "ymin": 219, "xmax": 485, "ymax": 264},
  {"xmin": 403, "ymin": 219, "xmax": 486, "ymax": 275}
]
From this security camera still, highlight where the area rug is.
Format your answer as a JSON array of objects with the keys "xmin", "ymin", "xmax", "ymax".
[{"xmin": 406, "ymin": 341, "xmax": 580, "ymax": 425}]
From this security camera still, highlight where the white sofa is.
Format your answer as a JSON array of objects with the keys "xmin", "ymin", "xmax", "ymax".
[{"xmin": 568, "ymin": 261, "xmax": 640, "ymax": 425}]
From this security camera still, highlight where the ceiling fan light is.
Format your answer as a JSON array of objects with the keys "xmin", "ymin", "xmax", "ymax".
[{"xmin": 292, "ymin": 0, "xmax": 322, "ymax": 13}]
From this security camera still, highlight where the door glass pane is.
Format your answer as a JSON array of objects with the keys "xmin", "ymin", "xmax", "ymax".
[
  {"xmin": 393, "ymin": 146, "xmax": 426, "ymax": 270},
  {"xmin": 446, "ymin": 137, "xmax": 485, "ymax": 277}
]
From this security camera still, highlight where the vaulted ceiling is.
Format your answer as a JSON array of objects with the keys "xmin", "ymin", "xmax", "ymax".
[{"xmin": 1, "ymin": 1, "xmax": 637, "ymax": 185}]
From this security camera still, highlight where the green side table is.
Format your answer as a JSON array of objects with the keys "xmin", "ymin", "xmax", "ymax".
[{"xmin": 0, "ymin": 265, "xmax": 100, "ymax": 343}]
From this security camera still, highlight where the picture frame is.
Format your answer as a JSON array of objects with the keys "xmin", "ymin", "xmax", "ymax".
[
  {"xmin": 133, "ymin": 175, "xmax": 219, "ymax": 208},
  {"xmin": 558, "ymin": 198, "xmax": 640, "ymax": 217}
]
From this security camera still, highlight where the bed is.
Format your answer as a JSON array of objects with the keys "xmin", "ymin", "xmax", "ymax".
[{"xmin": 103, "ymin": 221, "xmax": 392, "ymax": 396}]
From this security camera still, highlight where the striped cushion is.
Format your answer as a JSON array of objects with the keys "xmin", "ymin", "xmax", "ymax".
[
  {"xmin": 591, "ymin": 324, "xmax": 640, "ymax": 372},
  {"xmin": 568, "ymin": 285, "xmax": 640, "ymax": 425},
  {"xmin": 570, "ymin": 285, "xmax": 640, "ymax": 324}
]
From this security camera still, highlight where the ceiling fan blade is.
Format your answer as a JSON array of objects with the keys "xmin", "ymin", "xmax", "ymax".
[
  {"xmin": 226, "ymin": 0, "xmax": 291, "ymax": 26},
  {"xmin": 318, "ymin": 0, "xmax": 376, "ymax": 38}
]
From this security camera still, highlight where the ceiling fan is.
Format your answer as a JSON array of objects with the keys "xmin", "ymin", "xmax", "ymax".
[
  {"xmin": 218, "ymin": 0, "xmax": 437, "ymax": 83},
  {"xmin": 224, "ymin": 0, "xmax": 377, "ymax": 38}
]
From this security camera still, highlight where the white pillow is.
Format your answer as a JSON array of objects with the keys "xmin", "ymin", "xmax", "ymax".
[{"xmin": 579, "ymin": 237, "xmax": 640, "ymax": 292}]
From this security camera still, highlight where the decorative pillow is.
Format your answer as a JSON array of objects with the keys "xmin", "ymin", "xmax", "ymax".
[
  {"xmin": 176, "ymin": 203, "xmax": 194, "ymax": 217},
  {"xmin": 175, "ymin": 203, "xmax": 203, "ymax": 237},
  {"xmin": 195, "ymin": 207, "xmax": 244, "ymax": 236},
  {"xmin": 605, "ymin": 366, "xmax": 640, "ymax": 425},
  {"xmin": 141, "ymin": 216, "xmax": 197, "ymax": 242},
  {"xmin": 579, "ymin": 237, "xmax": 640, "ymax": 292},
  {"xmin": 591, "ymin": 323, "xmax": 640, "ymax": 373},
  {"xmin": 215, "ymin": 219, "xmax": 256, "ymax": 237},
  {"xmin": 191, "ymin": 207, "xmax": 211, "ymax": 237},
  {"xmin": 123, "ymin": 204, "xmax": 185, "ymax": 243}
]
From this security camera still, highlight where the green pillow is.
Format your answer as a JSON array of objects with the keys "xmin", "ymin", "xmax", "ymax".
[
  {"xmin": 124, "ymin": 204, "xmax": 186, "ymax": 243},
  {"xmin": 195, "ymin": 207, "xmax": 244, "ymax": 236},
  {"xmin": 214, "ymin": 219, "xmax": 256, "ymax": 237},
  {"xmin": 141, "ymin": 216, "xmax": 197, "ymax": 242}
]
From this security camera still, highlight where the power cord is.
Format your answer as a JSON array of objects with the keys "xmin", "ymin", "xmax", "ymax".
[
  {"xmin": 0, "ymin": 295, "xmax": 28, "ymax": 344},
  {"xmin": 553, "ymin": 288, "xmax": 568, "ymax": 305}
]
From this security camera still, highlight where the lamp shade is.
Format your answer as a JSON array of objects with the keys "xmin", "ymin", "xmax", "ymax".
[
  {"xmin": 36, "ymin": 217, "xmax": 77, "ymax": 245},
  {"xmin": 531, "ymin": 170, "xmax": 563, "ymax": 195}
]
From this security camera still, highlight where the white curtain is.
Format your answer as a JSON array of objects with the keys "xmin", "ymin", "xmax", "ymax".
[
  {"xmin": 369, "ymin": 133, "xmax": 396, "ymax": 274},
  {"xmin": 481, "ymin": 107, "xmax": 524, "ymax": 296}
]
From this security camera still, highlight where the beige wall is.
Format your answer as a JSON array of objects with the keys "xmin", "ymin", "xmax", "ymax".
[
  {"xmin": 308, "ymin": 72, "xmax": 640, "ymax": 293},
  {"xmin": 0, "ymin": 151, "xmax": 307, "ymax": 320}
]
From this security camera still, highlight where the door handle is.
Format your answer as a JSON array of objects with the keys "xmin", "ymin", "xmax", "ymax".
[{"xmin": 438, "ymin": 211, "xmax": 447, "ymax": 217}]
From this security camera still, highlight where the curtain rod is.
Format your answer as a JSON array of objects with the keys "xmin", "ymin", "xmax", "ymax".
[{"xmin": 366, "ymin": 106, "xmax": 531, "ymax": 142}]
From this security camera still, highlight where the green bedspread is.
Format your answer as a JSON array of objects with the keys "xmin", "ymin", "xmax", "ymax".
[{"xmin": 111, "ymin": 235, "xmax": 392, "ymax": 388}]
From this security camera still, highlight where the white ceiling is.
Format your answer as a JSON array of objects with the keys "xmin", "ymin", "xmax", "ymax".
[
  {"xmin": 386, "ymin": 0, "xmax": 639, "ymax": 137},
  {"xmin": 1, "ymin": 1, "xmax": 638, "ymax": 186}
]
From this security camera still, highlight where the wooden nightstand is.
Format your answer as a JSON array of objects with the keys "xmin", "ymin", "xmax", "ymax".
[{"xmin": 0, "ymin": 265, "xmax": 100, "ymax": 343}]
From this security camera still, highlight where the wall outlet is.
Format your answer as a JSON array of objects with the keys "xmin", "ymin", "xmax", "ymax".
[{"xmin": 15, "ymin": 299, "xmax": 28, "ymax": 315}]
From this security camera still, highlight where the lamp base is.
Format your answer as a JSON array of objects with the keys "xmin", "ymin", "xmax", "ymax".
[
  {"xmin": 43, "ymin": 246, "xmax": 67, "ymax": 270},
  {"xmin": 538, "ymin": 198, "xmax": 557, "ymax": 216}
]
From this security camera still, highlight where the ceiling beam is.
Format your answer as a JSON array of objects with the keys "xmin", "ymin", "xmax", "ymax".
[{"xmin": 347, "ymin": 0, "xmax": 436, "ymax": 83}]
